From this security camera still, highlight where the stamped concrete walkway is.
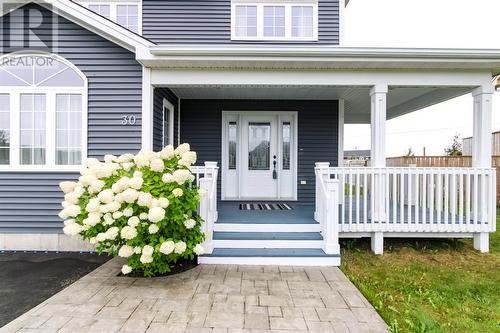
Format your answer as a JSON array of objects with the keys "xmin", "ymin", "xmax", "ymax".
[{"xmin": 2, "ymin": 258, "xmax": 388, "ymax": 333}]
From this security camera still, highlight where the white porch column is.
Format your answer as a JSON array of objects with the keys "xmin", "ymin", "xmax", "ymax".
[
  {"xmin": 472, "ymin": 85, "xmax": 494, "ymax": 253},
  {"xmin": 141, "ymin": 67, "xmax": 154, "ymax": 150},
  {"xmin": 338, "ymin": 99, "xmax": 345, "ymax": 166},
  {"xmin": 370, "ymin": 85, "xmax": 388, "ymax": 254},
  {"xmin": 370, "ymin": 84, "xmax": 388, "ymax": 167}
]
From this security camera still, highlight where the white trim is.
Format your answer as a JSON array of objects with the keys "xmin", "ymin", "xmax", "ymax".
[
  {"xmin": 162, "ymin": 98, "xmax": 175, "ymax": 147},
  {"xmin": 230, "ymin": 1, "xmax": 318, "ymax": 42},
  {"xmin": 177, "ymin": 99, "xmax": 181, "ymax": 146},
  {"xmin": 0, "ymin": 53, "xmax": 88, "ymax": 172},
  {"xmin": 198, "ymin": 256, "xmax": 340, "ymax": 266},
  {"xmin": 338, "ymin": 0, "xmax": 346, "ymax": 45},
  {"xmin": 338, "ymin": 99, "xmax": 344, "ymax": 166},
  {"xmin": 141, "ymin": 67, "xmax": 153, "ymax": 150}
]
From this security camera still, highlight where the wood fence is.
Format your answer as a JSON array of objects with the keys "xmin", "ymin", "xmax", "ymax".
[{"xmin": 387, "ymin": 156, "xmax": 500, "ymax": 203}]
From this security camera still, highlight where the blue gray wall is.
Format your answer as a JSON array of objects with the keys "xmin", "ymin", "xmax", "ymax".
[
  {"xmin": 180, "ymin": 99, "xmax": 339, "ymax": 203},
  {"xmin": 0, "ymin": 4, "xmax": 143, "ymax": 233},
  {"xmin": 142, "ymin": 0, "xmax": 340, "ymax": 44}
]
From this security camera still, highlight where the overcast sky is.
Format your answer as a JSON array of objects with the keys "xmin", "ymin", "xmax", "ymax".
[{"xmin": 343, "ymin": 0, "xmax": 500, "ymax": 156}]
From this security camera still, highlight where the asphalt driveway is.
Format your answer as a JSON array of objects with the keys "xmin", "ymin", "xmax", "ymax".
[{"xmin": 0, "ymin": 251, "xmax": 109, "ymax": 327}]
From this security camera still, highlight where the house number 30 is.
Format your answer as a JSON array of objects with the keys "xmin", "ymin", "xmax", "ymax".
[{"xmin": 121, "ymin": 115, "xmax": 136, "ymax": 125}]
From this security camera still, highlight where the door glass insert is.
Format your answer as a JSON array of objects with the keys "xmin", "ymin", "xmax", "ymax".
[
  {"xmin": 228, "ymin": 121, "xmax": 237, "ymax": 169},
  {"xmin": 248, "ymin": 122, "xmax": 270, "ymax": 170},
  {"xmin": 282, "ymin": 122, "xmax": 290, "ymax": 170}
]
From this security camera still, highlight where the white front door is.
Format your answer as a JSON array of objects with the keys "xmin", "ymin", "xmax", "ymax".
[{"xmin": 222, "ymin": 111, "xmax": 297, "ymax": 200}]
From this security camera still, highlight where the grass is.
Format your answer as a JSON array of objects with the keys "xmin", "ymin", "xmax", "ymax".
[{"xmin": 340, "ymin": 208, "xmax": 500, "ymax": 333}]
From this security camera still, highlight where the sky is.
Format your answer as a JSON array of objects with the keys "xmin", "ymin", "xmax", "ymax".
[{"xmin": 343, "ymin": 0, "xmax": 500, "ymax": 156}]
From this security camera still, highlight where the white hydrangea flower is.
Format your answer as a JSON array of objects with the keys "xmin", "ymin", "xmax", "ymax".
[
  {"xmin": 172, "ymin": 188, "xmax": 183, "ymax": 197},
  {"xmin": 178, "ymin": 151, "xmax": 197, "ymax": 167},
  {"xmin": 85, "ymin": 158, "xmax": 100, "ymax": 168},
  {"xmin": 61, "ymin": 201, "xmax": 71, "ymax": 208},
  {"xmin": 148, "ymin": 207, "xmax": 165, "ymax": 223},
  {"xmin": 160, "ymin": 145, "xmax": 174, "ymax": 159},
  {"xmin": 148, "ymin": 224, "xmax": 159, "ymax": 234},
  {"xmin": 134, "ymin": 152, "xmax": 150, "ymax": 167},
  {"xmin": 64, "ymin": 205, "xmax": 81, "ymax": 218},
  {"xmin": 118, "ymin": 245, "xmax": 135, "ymax": 258},
  {"xmin": 104, "ymin": 154, "xmax": 117, "ymax": 163},
  {"xmin": 85, "ymin": 198, "xmax": 101, "ymax": 213},
  {"xmin": 150, "ymin": 158, "xmax": 165, "ymax": 172},
  {"xmin": 162, "ymin": 173, "xmax": 174, "ymax": 183},
  {"xmin": 83, "ymin": 213, "xmax": 101, "ymax": 226},
  {"xmin": 118, "ymin": 153, "xmax": 134, "ymax": 163},
  {"xmin": 121, "ymin": 226, "xmax": 137, "ymax": 240},
  {"xmin": 183, "ymin": 219, "xmax": 196, "ymax": 229},
  {"xmin": 89, "ymin": 237, "xmax": 97, "ymax": 244},
  {"xmin": 159, "ymin": 241, "xmax": 175, "ymax": 255},
  {"xmin": 122, "ymin": 162, "xmax": 134, "ymax": 171},
  {"xmin": 121, "ymin": 264, "xmax": 133, "ymax": 275},
  {"xmin": 133, "ymin": 171, "xmax": 143, "ymax": 178},
  {"xmin": 134, "ymin": 246, "xmax": 142, "ymax": 254},
  {"xmin": 140, "ymin": 254, "xmax": 153, "ymax": 264},
  {"xmin": 88, "ymin": 179, "xmax": 105, "ymax": 194},
  {"xmin": 194, "ymin": 244, "xmax": 205, "ymax": 255},
  {"xmin": 158, "ymin": 197, "xmax": 169, "ymax": 208},
  {"xmin": 106, "ymin": 227, "xmax": 119, "ymax": 240},
  {"xmin": 106, "ymin": 201, "xmax": 121, "ymax": 213},
  {"xmin": 128, "ymin": 177, "xmax": 143, "ymax": 190},
  {"xmin": 127, "ymin": 216, "xmax": 140, "ymax": 227},
  {"xmin": 174, "ymin": 241, "xmax": 187, "ymax": 254},
  {"xmin": 139, "ymin": 212, "xmax": 148, "ymax": 220},
  {"xmin": 123, "ymin": 207, "xmax": 134, "ymax": 217},
  {"xmin": 59, "ymin": 181, "xmax": 77, "ymax": 194},
  {"xmin": 151, "ymin": 198, "xmax": 160, "ymax": 208},
  {"xmin": 122, "ymin": 188, "xmax": 139, "ymax": 203},
  {"xmin": 79, "ymin": 174, "xmax": 97, "ymax": 187},
  {"xmin": 96, "ymin": 232, "xmax": 107, "ymax": 242},
  {"xmin": 112, "ymin": 211, "xmax": 123, "ymax": 219},
  {"xmin": 137, "ymin": 192, "xmax": 153, "ymax": 207},
  {"xmin": 103, "ymin": 213, "xmax": 114, "ymax": 225},
  {"xmin": 63, "ymin": 221, "xmax": 82, "ymax": 236},
  {"xmin": 175, "ymin": 143, "xmax": 190, "ymax": 157},
  {"xmin": 142, "ymin": 245, "xmax": 154, "ymax": 256},
  {"xmin": 97, "ymin": 189, "xmax": 114, "ymax": 204},
  {"xmin": 172, "ymin": 169, "xmax": 192, "ymax": 185},
  {"xmin": 112, "ymin": 177, "xmax": 129, "ymax": 193}
]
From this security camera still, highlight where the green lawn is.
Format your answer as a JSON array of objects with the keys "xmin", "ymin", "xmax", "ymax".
[{"xmin": 340, "ymin": 209, "xmax": 500, "ymax": 333}]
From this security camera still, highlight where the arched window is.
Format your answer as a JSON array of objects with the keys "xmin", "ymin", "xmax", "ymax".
[{"xmin": 0, "ymin": 53, "xmax": 87, "ymax": 170}]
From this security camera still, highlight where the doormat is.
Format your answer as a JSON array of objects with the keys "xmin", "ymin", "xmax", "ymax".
[{"xmin": 239, "ymin": 203, "xmax": 293, "ymax": 210}]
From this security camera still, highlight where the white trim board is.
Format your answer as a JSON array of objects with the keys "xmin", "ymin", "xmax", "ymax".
[{"xmin": 198, "ymin": 256, "xmax": 340, "ymax": 266}]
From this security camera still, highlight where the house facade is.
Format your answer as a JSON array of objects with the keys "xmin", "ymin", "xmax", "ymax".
[{"xmin": 0, "ymin": 0, "xmax": 499, "ymax": 265}]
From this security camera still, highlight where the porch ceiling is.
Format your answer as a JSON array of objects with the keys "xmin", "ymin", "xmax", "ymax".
[{"xmin": 168, "ymin": 85, "xmax": 474, "ymax": 123}]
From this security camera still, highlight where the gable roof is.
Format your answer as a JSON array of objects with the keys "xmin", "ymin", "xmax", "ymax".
[{"xmin": 0, "ymin": 0, "xmax": 155, "ymax": 53}]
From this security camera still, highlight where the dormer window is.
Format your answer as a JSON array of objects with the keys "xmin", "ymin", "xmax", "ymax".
[
  {"xmin": 231, "ymin": 1, "xmax": 318, "ymax": 41},
  {"xmin": 84, "ymin": 2, "xmax": 141, "ymax": 34}
]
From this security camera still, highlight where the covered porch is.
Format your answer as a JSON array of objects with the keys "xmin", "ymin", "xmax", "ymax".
[{"xmin": 140, "ymin": 46, "xmax": 500, "ymax": 262}]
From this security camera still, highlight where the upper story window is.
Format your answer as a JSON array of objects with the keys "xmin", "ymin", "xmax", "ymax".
[
  {"xmin": 231, "ymin": 1, "xmax": 318, "ymax": 41},
  {"xmin": 84, "ymin": 2, "xmax": 141, "ymax": 34},
  {"xmin": 0, "ymin": 54, "xmax": 87, "ymax": 171}
]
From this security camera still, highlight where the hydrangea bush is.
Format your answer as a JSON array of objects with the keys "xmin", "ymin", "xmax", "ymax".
[{"xmin": 58, "ymin": 144, "xmax": 206, "ymax": 277}]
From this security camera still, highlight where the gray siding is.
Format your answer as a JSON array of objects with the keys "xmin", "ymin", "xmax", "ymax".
[
  {"xmin": 180, "ymin": 100, "xmax": 339, "ymax": 203},
  {"xmin": 153, "ymin": 88, "xmax": 179, "ymax": 151},
  {"xmin": 0, "ymin": 4, "xmax": 143, "ymax": 233},
  {"xmin": 143, "ymin": 0, "xmax": 339, "ymax": 45}
]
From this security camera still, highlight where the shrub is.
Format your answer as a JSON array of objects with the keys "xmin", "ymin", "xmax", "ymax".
[{"xmin": 58, "ymin": 144, "xmax": 206, "ymax": 277}]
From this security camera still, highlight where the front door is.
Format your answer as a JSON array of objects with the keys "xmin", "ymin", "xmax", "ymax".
[{"xmin": 222, "ymin": 112, "xmax": 297, "ymax": 200}]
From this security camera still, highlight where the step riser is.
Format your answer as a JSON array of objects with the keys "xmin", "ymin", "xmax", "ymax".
[
  {"xmin": 198, "ymin": 256, "xmax": 340, "ymax": 266},
  {"xmin": 214, "ymin": 224, "xmax": 322, "ymax": 232},
  {"xmin": 212, "ymin": 240, "xmax": 323, "ymax": 248}
]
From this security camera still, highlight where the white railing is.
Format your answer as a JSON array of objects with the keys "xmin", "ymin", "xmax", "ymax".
[
  {"xmin": 315, "ymin": 163, "xmax": 497, "ymax": 234},
  {"xmin": 190, "ymin": 162, "xmax": 218, "ymax": 254},
  {"xmin": 314, "ymin": 163, "xmax": 340, "ymax": 255}
]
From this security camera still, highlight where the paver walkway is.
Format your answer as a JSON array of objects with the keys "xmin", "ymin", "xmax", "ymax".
[{"xmin": 2, "ymin": 258, "xmax": 388, "ymax": 333}]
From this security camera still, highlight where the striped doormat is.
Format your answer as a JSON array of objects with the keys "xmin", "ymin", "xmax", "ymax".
[{"xmin": 239, "ymin": 203, "xmax": 293, "ymax": 210}]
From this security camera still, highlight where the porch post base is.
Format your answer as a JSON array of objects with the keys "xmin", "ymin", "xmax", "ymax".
[
  {"xmin": 371, "ymin": 232, "xmax": 384, "ymax": 255},
  {"xmin": 323, "ymin": 243, "xmax": 340, "ymax": 255},
  {"xmin": 473, "ymin": 232, "xmax": 489, "ymax": 253}
]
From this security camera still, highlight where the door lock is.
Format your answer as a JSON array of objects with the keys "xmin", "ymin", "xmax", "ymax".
[{"xmin": 272, "ymin": 156, "xmax": 277, "ymax": 179}]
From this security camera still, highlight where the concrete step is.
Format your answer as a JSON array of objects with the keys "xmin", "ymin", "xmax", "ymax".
[
  {"xmin": 213, "ymin": 222, "xmax": 321, "ymax": 233},
  {"xmin": 213, "ymin": 232, "xmax": 323, "ymax": 240},
  {"xmin": 199, "ymin": 248, "xmax": 340, "ymax": 266}
]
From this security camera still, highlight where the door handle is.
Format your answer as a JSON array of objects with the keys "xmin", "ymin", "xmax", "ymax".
[{"xmin": 272, "ymin": 156, "xmax": 277, "ymax": 179}]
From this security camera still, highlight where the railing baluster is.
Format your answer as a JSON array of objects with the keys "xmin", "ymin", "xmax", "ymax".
[
  {"xmin": 459, "ymin": 170, "xmax": 464, "ymax": 231},
  {"xmin": 444, "ymin": 171, "xmax": 449, "ymax": 228},
  {"xmin": 473, "ymin": 171, "xmax": 478, "ymax": 225},
  {"xmin": 407, "ymin": 168, "xmax": 412, "ymax": 224},
  {"xmin": 466, "ymin": 169, "xmax": 471, "ymax": 225},
  {"xmin": 414, "ymin": 169, "xmax": 419, "ymax": 230},
  {"xmin": 399, "ymin": 168, "xmax": 404, "ymax": 228},
  {"xmin": 421, "ymin": 170, "xmax": 427, "ymax": 229},
  {"xmin": 363, "ymin": 171, "xmax": 368, "ymax": 225},
  {"xmin": 356, "ymin": 170, "xmax": 360, "ymax": 225},
  {"xmin": 436, "ymin": 170, "xmax": 442, "ymax": 227},
  {"xmin": 392, "ymin": 170, "xmax": 397, "ymax": 229},
  {"xmin": 450, "ymin": 171, "xmax": 456, "ymax": 231},
  {"xmin": 429, "ymin": 169, "xmax": 435, "ymax": 230},
  {"xmin": 348, "ymin": 170, "xmax": 353, "ymax": 226}
]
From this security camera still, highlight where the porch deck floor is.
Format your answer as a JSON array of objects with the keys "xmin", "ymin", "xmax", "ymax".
[{"xmin": 217, "ymin": 201, "xmax": 317, "ymax": 224}]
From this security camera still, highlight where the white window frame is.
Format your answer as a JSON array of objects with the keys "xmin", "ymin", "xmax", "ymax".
[
  {"xmin": 83, "ymin": 1, "xmax": 142, "ymax": 34},
  {"xmin": 162, "ymin": 98, "xmax": 174, "ymax": 147},
  {"xmin": 0, "ymin": 55, "xmax": 88, "ymax": 172},
  {"xmin": 231, "ymin": 0, "xmax": 318, "ymax": 41}
]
